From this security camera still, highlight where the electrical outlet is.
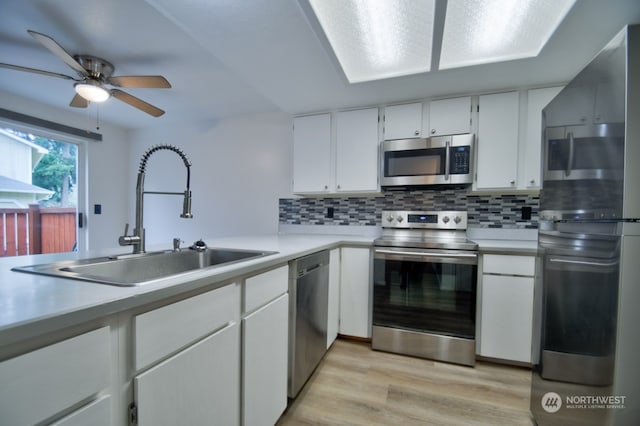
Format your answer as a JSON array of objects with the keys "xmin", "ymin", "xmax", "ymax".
[
  {"xmin": 327, "ymin": 207, "xmax": 334, "ymax": 219},
  {"xmin": 521, "ymin": 206, "xmax": 532, "ymax": 220}
]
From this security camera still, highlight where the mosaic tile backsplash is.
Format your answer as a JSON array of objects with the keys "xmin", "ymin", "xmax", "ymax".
[{"xmin": 279, "ymin": 188, "xmax": 539, "ymax": 229}]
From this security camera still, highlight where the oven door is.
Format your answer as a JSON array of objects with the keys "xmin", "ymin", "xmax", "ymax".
[
  {"xmin": 373, "ymin": 247, "xmax": 478, "ymax": 339},
  {"xmin": 539, "ymin": 230, "xmax": 620, "ymax": 385}
]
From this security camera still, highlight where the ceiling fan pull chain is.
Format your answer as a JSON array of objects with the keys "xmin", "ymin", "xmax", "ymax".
[{"xmin": 96, "ymin": 104, "xmax": 101, "ymax": 131}]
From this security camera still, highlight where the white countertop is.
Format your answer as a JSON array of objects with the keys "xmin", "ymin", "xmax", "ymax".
[
  {"xmin": 467, "ymin": 227, "xmax": 538, "ymax": 255},
  {"xmin": 0, "ymin": 234, "xmax": 373, "ymax": 348}
]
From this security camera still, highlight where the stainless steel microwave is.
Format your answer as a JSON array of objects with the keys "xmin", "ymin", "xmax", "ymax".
[
  {"xmin": 543, "ymin": 124, "xmax": 624, "ymax": 181},
  {"xmin": 380, "ymin": 134, "xmax": 474, "ymax": 188}
]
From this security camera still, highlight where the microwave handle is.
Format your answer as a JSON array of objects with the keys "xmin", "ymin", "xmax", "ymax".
[
  {"xmin": 444, "ymin": 140, "xmax": 450, "ymax": 181},
  {"xmin": 565, "ymin": 131, "xmax": 574, "ymax": 177}
]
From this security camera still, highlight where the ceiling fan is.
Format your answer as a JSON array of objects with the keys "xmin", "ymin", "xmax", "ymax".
[{"xmin": 0, "ymin": 30, "xmax": 171, "ymax": 117}]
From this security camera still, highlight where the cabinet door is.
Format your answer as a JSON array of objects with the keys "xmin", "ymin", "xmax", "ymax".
[
  {"xmin": 0, "ymin": 327, "xmax": 111, "ymax": 426},
  {"xmin": 243, "ymin": 294, "xmax": 288, "ymax": 426},
  {"xmin": 134, "ymin": 323, "xmax": 240, "ymax": 426},
  {"xmin": 50, "ymin": 395, "xmax": 111, "ymax": 426},
  {"xmin": 293, "ymin": 114, "xmax": 331, "ymax": 193},
  {"xmin": 384, "ymin": 103, "xmax": 422, "ymax": 140},
  {"xmin": 335, "ymin": 108, "xmax": 379, "ymax": 192},
  {"xmin": 327, "ymin": 248, "xmax": 341, "ymax": 348},
  {"xmin": 524, "ymin": 87, "xmax": 563, "ymax": 188},
  {"xmin": 480, "ymin": 274, "xmax": 534, "ymax": 363},
  {"xmin": 476, "ymin": 92, "xmax": 520, "ymax": 189},
  {"xmin": 543, "ymin": 86, "xmax": 595, "ymax": 127},
  {"xmin": 339, "ymin": 247, "xmax": 372, "ymax": 338},
  {"xmin": 428, "ymin": 97, "xmax": 471, "ymax": 136}
]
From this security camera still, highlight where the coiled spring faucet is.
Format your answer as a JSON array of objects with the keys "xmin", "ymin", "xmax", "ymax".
[{"xmin": 119, "ymin": 144, "xmax": 193, "ymax": 254}]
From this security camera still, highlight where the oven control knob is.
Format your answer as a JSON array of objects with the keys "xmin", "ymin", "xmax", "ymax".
[
  {"xmin": 454, "ymin": 216, "xmax": 462, "ymax": 224},
  {"xmin": 396, "ymin": 216, "xmax": 404, "ymax": 223},
  {"xmin": 386, "ymin": 215, "xmax": 394, "ymax": 223},
  {"xmin": 442, "ymin": 216, "xmax": 450, "ymax": 224}
]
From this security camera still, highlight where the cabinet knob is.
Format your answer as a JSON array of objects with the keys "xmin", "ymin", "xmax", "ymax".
[
  {"xmin": 431, "ymin": 129, "xmax": 436, "ymax": 134},
  {"xmin": 324, "ymin": 185, "xmax": 328, "ymax": 190},
  {"xmin": 337, "ymin": 185, "xmax": 341, "ymax": 190},
  {"xmin": 530, "ymin": 179, "xmax": 535, "ymax": 184},
  {"xmin": 414, "ymin": 130, "xmax": 420, "ymax": 136},
  {"xmin": 510, "ymin": 180, "xmax": 515, "ymax": 185}
]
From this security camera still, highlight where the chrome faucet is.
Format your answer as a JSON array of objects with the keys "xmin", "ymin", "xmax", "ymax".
[{"xmin": 119, "ymin": 144, "xmax": 193, "ymax": 254}]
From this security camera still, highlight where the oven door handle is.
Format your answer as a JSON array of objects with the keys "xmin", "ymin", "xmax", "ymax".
[
  {"xmin": 548, "ymin": 257, "xmax": 618, "ymax": 268},
  {"xmin": 375, "ymin": 248, "xmax": 477, "ymax": 264}
]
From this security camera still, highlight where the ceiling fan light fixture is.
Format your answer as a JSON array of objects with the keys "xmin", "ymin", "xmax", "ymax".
[{"xmin": 74, "ymin": 81, "xmax": 110, "ymax": 103}]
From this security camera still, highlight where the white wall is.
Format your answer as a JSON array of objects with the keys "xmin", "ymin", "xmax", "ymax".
[
  {"xmin": 0, "ymin": 90, "xmax": 131, "ymax": 251},
  {"xmin": 128, "ymin": 112, "xmax": 293, "ymax": 248}
]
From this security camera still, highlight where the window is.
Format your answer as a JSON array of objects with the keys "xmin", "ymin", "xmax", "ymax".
[{"xmin": 0, "ymin": 109, "xmax": 97, "ymax": 256}]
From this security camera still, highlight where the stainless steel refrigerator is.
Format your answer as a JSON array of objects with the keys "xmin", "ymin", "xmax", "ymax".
[{"xmin": 531, "ymin": 25, "xmax": 640, "ymax": 426}]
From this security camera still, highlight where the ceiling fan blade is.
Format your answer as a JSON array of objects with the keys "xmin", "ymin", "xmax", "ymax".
[
  {"xmin": 0, "ymin": 63, "xmax": 79, "ymax": 80},
  {"xmin": 108, "ymin": 75, "xmax": 171, "ymax": 88},
  {"xmin": 27, "ymin": 30, "xmax": 88, "ymax": 77},
  {"xmin": 70, "ymin": 94, "xmax": 89, "ymax": 108},
  {"xmin": 111, "ymin": 89, "xmax": 165, "ymax": 117}
]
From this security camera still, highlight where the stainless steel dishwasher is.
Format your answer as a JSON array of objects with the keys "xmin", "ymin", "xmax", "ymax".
[{"xmin": 288, "ymin": 250, "xmax": 330, "ymax": 398}]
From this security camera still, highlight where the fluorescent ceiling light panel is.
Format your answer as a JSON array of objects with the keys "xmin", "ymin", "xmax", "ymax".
[
  {"xmin": 439, "ymin": 0, "xmax": 576, "ymax": 69},
  {"xmin": 309, "ymin": 0, "xmax": 435, "ymax": 83}
]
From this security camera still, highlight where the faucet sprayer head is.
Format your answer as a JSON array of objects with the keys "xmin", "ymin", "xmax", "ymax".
[{"xmin": 181, "ymin": 190, "xmax": 193, "ymax": 218}]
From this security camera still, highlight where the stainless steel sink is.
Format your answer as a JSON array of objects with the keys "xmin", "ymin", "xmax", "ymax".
[{"xmin": 12, "ymin": 248, "xmax": 277, "ymax": 286}]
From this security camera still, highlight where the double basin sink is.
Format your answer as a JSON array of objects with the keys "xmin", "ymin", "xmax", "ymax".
[{"xmin": 12, "ymin": 247, "xmax": 277, "ymax": 286}]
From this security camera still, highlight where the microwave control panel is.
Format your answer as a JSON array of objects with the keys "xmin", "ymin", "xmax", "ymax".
[{"xmin": 450, "ymin": 146, "xmax": 471, "ymax": 174}]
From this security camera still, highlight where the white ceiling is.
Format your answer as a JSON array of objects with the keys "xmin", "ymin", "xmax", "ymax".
[{"xmin": 0, "ymin": 0, "xmax": 639, "ymax": 130}]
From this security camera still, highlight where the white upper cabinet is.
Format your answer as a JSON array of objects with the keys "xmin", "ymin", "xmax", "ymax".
[
  {"xmin": 335, "ymin": 107, "xmax": 380, "ymax": 193},
  {"xmin": 427, "ymin": 96, "xmax": 472, "ymax": 136},
  {"xmin": 293, "ymin": 114, "xmax": 331, "ymax": 193},
  {"xmin": 524, "ymin": 87, "xmax": 563, "ymax": 188},
  {"xmin": 383, "ymin": 102, "xmax": 423, "ymax": 140},
  {"xmin": 476, "ymin": 91, "xmax": 520, "ymax": 189},
  {"xmin": 543, "ymin": 86, "xmax": 595, "ymax": 127}
]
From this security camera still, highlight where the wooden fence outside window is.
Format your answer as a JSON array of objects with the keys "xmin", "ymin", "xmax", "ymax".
[{"xmin": 0, "ymin": 204, "xmax": 76, "ymax": 256}]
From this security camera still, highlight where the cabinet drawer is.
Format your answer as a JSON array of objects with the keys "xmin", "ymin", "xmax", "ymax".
[
  {"xmin": 483, "ymin": 254, "xmax": 535, "ymax": 276},
  {"xmin": 244, "ymin": 265, "xmax": 288, "ymax": 313},
  {"xmin": 0, "ymin": 326, "xmax": 111, "ymax": 426},
  {"xmin": 134, "ymin": 283, "xmax": 240, "ymax": 371},
  {"xmin": 50, "ymin": 395, "xmax": 111, "ymax": 426}
]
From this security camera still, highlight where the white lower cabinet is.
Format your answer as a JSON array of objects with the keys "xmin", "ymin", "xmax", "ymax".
[
  {"xmin": 51, "ymin": 395, "xmax": 111, "ymax": 426},
  {"xmin": 241, "ymin": 265, "xmax": 289, "ymax": 426},
  {"xmin": 479, "ymin": 254, "xmax": 535, "ymax": 363},
  {"xmin": 0, "ymin": 326, "xmax": 112, "ymax": 426},
  {"xmin": 132, "ymin": 283, "xmax": 241, "ymax": 426},
  {"xmin": 242, "ymin": 294, "xmax": 288, "ymax": 426},
  {"xmin": 327, "ymin": 248, "xmax": 341, "ymax": 348},
  {"xmin": 339, "ymin": 247, "xmax": 372, "ymax": 338},
  {"xmin": 134, "ymin": 323, "xmax": 240, "ymax": 426}
]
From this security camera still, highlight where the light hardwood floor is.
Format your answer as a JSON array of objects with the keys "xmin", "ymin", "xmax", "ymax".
[{"xmin": 277, "ymin": 338, "xmax": 534, "ymax": 426}]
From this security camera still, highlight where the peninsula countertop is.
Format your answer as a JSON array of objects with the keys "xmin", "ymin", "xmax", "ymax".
[{"xmin": 0, "ymin": 234, "xmax": 373, "ymax": 348}]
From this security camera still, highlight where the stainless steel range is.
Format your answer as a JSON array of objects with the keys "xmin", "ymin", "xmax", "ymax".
[{"xmin": 372, "ymin": 210, "xmax": 478, "ymax": 366}]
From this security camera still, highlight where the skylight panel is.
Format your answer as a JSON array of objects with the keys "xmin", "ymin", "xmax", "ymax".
[
  {"xmin": 309, "ymin": 0, "xmax": 436, "ymax": 83},
  {"xmin": 438, "ymin": 0, "xmax": 576, "ymax": 69}
]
